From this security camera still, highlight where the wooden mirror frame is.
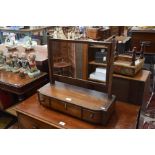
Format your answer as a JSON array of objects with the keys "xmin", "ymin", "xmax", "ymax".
[{"xmin": 47, "ymin": 37, "xmax": 116, "ymax": 98}]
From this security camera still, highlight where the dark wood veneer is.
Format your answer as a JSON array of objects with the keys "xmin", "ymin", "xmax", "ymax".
[{"xmin": 14, "ymin": 94, "xmax": 140, "ymax": 129}]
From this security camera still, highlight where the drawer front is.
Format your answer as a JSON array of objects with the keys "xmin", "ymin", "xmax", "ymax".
[
  {"xmin": 51, "ymin": 98, "xmax": 67, "ymax": 113},
  {"xmin": 66, "ymin": 104, "xmax": 81, "ymax": 118},
  {"xmin": 38, "ymin": 94, "xmax": 50, "ymax": 107},
  {"xmin": 18, "ymin": 113, "xmax": 56, "ymax": 129},
  {"xmin": 51, "ymin": 98, "xmax": 81, "ymax": 118},
  {"xmin": 82, "ymin": 109, "xmax": 102, "ymax": 124}
]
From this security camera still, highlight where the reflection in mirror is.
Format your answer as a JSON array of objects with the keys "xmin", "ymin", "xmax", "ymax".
[
  {"xmin": 52, "ymin": 41, "xmax": 85, "ymax": 80},
  {"xmin": 87, "ymin": 45, "xmax": 108, "ymax": 82},
  {"xmin": 51, "ymin": 40, "xmax": 108, "ymax": 85}
]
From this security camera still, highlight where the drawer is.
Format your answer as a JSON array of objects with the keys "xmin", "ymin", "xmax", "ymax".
[
  {"xmin": 82, "ymin": 109, "xmax": 102, "ymax": 124},
  {"xmin": 66, "ymin": 104, "xmax": 81, "ymax": 118},
  {"xmin": 38, "ymin": 94, "xmax": 50, "ymax": 107},
  {"xmin": 17, "ymin": 113, "xmax": 56, "ymax": 129},
  {"xmin": 51, "ymin": 98, "xmax": 81, "ymax": 118},
  {"xmin": 51, "ymin": 98, "xmax": 67, "ymax": 113}
]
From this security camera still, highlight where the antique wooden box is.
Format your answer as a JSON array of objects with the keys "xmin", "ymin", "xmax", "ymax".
[
  {"xmin": 114, "ymin": 54, "xmax": 145, "ymax": 76},
  {"xmin": 86, "ymin": 28, "xmax": 102, "ymax": 40},
  {"xmin": 38, "ymin": 82, "xmax": 116, "ymax": 125},
  {"xmin": 130, "ymin": 29, "xmax": 155, "ymax": 53}
]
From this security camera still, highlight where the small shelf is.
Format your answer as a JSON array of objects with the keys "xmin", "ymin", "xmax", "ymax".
[
  {"xmin": 88, "ymin": 78, "xmax": 106, "ymax": 83},
  {"xmin": 89, "ymin": 61, "xmax": 107, "ymax": 67},
  {"xmin": 89, "ymin": 45, "xmax": 108, "ymax": 49}
]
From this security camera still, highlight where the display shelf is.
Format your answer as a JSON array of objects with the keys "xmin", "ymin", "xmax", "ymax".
[
  {"xmin": 88, "ymin": 78, "xmax": 106, "ymax": 83},
  {"xmin": 89, "ymin": 45, "xmax": 108, "ymax": 49},
  {"xmin": 88, "ymin": 60, "xmax": 107, "ymax": 67},
  {"xmin": 87, "ymin": 42, "xmax": 109, "ymax": 84}
]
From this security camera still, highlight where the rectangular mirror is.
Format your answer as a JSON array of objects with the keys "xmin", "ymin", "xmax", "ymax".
[
  {"xmin": 48, "ymin": 38, "xmax": 114, "ymax": 94},
  {"xmin": 52, "ymin": 41, "xmax": 86, "ymax": 79}
]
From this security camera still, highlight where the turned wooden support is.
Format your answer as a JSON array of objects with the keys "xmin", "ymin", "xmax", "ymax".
[
  {"xmin": 112, "ymin": 35, "xmax": 119, "ymax": 56},
  {"xmin": 140, "ymin": 41, "xmax": 151, "ymax": 59},
  {"xmin": 47, "ymin": 36, "xmax": 55, "ymax": 85},
  {"xmin": 131, "ymin": 47, "xmax": 136, "ymax": 66},
  {"xmin": 115, "ymin": 40, "xmax": 119, "ymax": 57},
  {"xmin": 140, "ymin": 43, "xmax": 144, "ymax": 59}
]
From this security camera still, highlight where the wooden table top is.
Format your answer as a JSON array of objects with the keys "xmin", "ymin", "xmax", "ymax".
[
  {"xmin": 0, "ymin": 70, "xmax": 48, "ymax": 95},
  {"xmin": 113, "ymin": 70, "xmax": 150, "ymax": 82},
  {"xmin": 14, "ymin": 94, "xmax": 140, "ymax": 129},
  {"xmin": 0, "ymin": 70, "xmax": 47, "ymax": 88}
]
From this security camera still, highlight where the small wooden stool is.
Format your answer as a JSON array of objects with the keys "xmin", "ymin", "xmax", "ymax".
[{"xmin": 54, "ymin": 61, "xmax": 72, "ymax": 76}]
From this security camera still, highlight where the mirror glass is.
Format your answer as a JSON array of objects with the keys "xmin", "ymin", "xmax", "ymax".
[{"xmin": 52, "ymin": 40, "xmax": 107, "ymax": 83}]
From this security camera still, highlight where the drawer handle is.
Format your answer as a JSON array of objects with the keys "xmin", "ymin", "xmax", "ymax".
[{"xmin": 61, "ymin": 101, "xmax": 67, "ymax": 110}]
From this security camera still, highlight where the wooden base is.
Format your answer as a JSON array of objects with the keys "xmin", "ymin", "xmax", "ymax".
[
  {"xmin": 13, "ymin": 94, "xmax": 140, "ymax": 129},
  {"xmin": 38, "ymin": 82, "xmax": 116, "ymax": 125}
]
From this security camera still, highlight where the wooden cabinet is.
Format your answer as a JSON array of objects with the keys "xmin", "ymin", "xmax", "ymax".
[
  {"xmin": 112, "ymin": 70, "xmax": 151, "ymax": 104},
  {"xmin": 130, "ymin": 30, "xmax": 155, "ymax": 54}
]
